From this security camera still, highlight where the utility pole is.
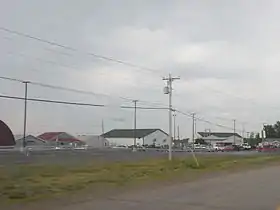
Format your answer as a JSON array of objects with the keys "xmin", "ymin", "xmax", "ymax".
[
  {"xmin": 233, "ymin": 119, "xmax": 236, "ymax": 145},
  {"xmin": 242, "ymin": 123, "xmax": 245, "ymax": 139},
  {"xmin": 23, "ymin": 81, "xmax": 30, "ymax": 150},
  {"xmin": 247, "ymin": 132, "xmax": 250, "ymax": 139},
  {"xmin": 173, "ymin": 111, "xmax": 176, "ymax": 141},
  {"xmin": 177, "ymin": 125, "xmax": 180, "ymax": 140},
  {"xmin": 262, "ymin": 123, "xmax": 266, "ymax": 143},
  {"xmin": 163, "ymin": 74, "xmax": 180, "ymax": 161},
  {"xmin": 192, "ymin": 113, "xmax": 195, "ymax": 149},
  {"xmin": 101, "ymin": 119, "xmax": 104, "ymax": 134},
  {"xmin": 133, "ymin": 100, "xmax": 138, "ymax": 150},
  {"xmin": 194, "ymin": 118, "xmax": 196, "ymax": 135}
]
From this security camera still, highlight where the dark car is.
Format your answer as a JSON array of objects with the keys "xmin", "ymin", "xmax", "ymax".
[{"xmin": 232, "ymin": 144, "xmax": 242, "ymax": 151}]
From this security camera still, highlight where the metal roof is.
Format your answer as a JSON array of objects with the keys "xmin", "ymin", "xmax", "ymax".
[
  {"xmin": 102, "ymin": 129, "xmax": 167, "ymax": 138},
  {"xmin": 198, "ymin": 132, "xmax": 242, "ymax": 138},
  {"xmin": 37, "ymin": 132, "xmax": 82, "ymax": 142},
  {"xmin": 37, "ymin": 132, "xmax": 64, "ymax": 141},
  {"xmin": 0, "ymin": 120, "xmax": 15, "ymax": 146}
]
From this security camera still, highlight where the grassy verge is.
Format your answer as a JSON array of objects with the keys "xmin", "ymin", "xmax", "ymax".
[{"xmin": 1, "ymin": 155, "xmax": 280, "ymax": 204}]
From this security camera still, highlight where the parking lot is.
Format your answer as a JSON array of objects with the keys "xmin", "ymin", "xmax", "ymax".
[{"xmin": 0, "ymin": 147, "xmax": 269, "ymax": 166}]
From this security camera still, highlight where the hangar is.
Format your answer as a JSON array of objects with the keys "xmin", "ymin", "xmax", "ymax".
[{"xmin": 0, "ymin": 120, "xmax": 15, "ymax": 146}]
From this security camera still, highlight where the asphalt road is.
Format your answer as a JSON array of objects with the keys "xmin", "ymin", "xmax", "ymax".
[
  {"xmin": 45, "ymin": 165, "xmax": 280, "ymax": 210},
  {"xmin": 0, "ymin": 148, "xmax": 261, "ymax": 165}
]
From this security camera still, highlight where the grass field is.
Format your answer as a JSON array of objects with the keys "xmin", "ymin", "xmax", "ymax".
[{"xmin": 1, "ymin": 155, "xmax": 280, "ymax": 204}]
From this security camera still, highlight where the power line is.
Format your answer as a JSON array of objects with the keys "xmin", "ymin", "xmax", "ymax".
[
  {"xmin": 0, "ymin": 28, "xmax": 272, "ymax": 126},
  {"xmin": 0, "ymin": 92, "xmax": 246, "ymax": 133},
  {"xmin": 0, "ymin": 76, "xmax": 247, "ymax": 132},
  {"xmin": 175, "ymin": 109, "xmax": 243, "ymax": 133},
  {"xmin": 0, "ymin": 94, "xmax": 105, "ymax": 107},
  {"xmin": 1, "ymin": 49, "xmax": 167, "ymax": 93},
  {"xmin": 0, "ymin": 26, "xmax": 162, "ymax": 74},
  {"xmin": 0, "ymin": 75, "xmax": 133, "ymax": 102},
  {"xmin": 5, "ymin": 51, "xmax": 80, "ymax": 72},
  {"xmin": 0, "ymin": 76, "xmax": 25, "ymax": 83},
  {"xmin": 0, "ymin": 94, "xmax": 169, "ymax": 110},
  {"xmin": 0, "ymin": 75, "xmax": 169, "ymax": 106}
]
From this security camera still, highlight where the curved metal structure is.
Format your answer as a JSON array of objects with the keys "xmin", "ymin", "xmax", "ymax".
[{"xmin": 0, "ymin": 120, "xmax": 15, "ymax": 146}]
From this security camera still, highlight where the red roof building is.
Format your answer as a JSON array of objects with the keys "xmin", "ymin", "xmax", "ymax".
[
  {"xmin": 37, "ymin": 132, "xmax": 83, "ymax": 145},
  {"xmin": 0, "ymin": 120, "xmax": 15, "ymax": 146}
]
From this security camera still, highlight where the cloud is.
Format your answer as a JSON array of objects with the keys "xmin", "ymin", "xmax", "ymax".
[{"xmin": 1, "ymin": 0, "xmax": 280, "ymax": 137}]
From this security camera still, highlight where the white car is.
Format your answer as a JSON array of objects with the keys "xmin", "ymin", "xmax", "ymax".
[
  {"xmin": 241, "ymin": 143, "xmax": 251, "ymax": 150},
  {"xmin": 74, "ymin": 146, "xmax": 87, "ymax": 150},
  {"xmin": 206, "ymin": 145, "xmax": 215, "ymax": 152},
  {"xmin": 112, "ymin": 145, "xmax": 128, "ymax": 149},
  {"xmin": 213, "ymin": 145, "xmax": 225, "ymax": 151}
]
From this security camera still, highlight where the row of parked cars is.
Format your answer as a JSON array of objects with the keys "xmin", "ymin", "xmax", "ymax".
[
  {"xmin": 112, "ymin": 143, "xmax": 255, "ymax": 152},
  {"xmin": 256, "ymin": 142, "xmax": 280, "ymax": 152},
  {"xmin": 186, "ymin": 143, "xmax": 252, "ymax": 152}
]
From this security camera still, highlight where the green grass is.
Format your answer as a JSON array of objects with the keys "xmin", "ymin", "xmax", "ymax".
[{"xmin": 1, "ymin": 155, "xmax": 280, "ymax": 203}]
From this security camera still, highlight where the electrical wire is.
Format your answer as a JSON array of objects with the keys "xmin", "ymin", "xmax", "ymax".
[
  {"xmin": 175, "ymin": 109, "xmax": 243, "ymax": 133},
  {"xmin": 0, "ymin": 75, "xmax": 246, "ymax": 131},
  {"xmin": 0, "ymin": 75, "xmax": 252, "ymax": 132},
  {"xmin": 0, "ymin": 75, "xmax": 169, "ymax": 107},
  {"xmin": 0, "ymin": 92, "xmax": 246, "ymax": 133},
  {"xmin": 0, "ymin": 76, "xmax": 25, "ymax": 83},
  {"xmin": 0, "ymin": 27, "xmax": 270, "ymax": 126},
  {"xmin": 0, "ymin": 75, "xmax": 134, "ymax": 102},
  {"xmin": 0, "ymin": 94, "xmax": 168, "ymax": 110},
  {"xmin": 0, "ymin": 26, "xmax": 162, "ymax": 74},
  {"xmin": 0, "ymin": 94, "xmax": 104, "ymax": 107},
  {"xmin": 1, "ymin": 48, "xmax": 167, "ymax": 92}
]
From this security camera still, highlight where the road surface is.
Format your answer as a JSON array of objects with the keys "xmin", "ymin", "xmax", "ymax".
[{"xmin": 34, "ymin": 165, "xmax": 280, "ymax": 210}]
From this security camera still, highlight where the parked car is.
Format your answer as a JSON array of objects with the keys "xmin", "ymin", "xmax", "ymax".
[
  {"xmin": 112, "ymin": 145, "xmax": 128, "ymax": 149},
  {"xmin": 232, "ymin": 144, "xmax": 243, "ymax": 151},
  {"xmin": 193, "ymin": 144, "xmax": 207, "ymax": 151},
  {"xmin": 257, "ymin": 145, "xmax": 279, "ymax": 152},
  {"xmin": 136, "ymin": 146, "xmax": 146, "ymax": 152},
  {"xmin": 205, "ymin": 145, "xmax": 215, "ymax": 152},
  {"xmin": 215, "ymin": 145, "xmax": 225, "ymax": 151},
  {"xmin": 221, "ymin": 145, "xmax": 235, "ymax": 152},
  {"xmin": 241, "ymin": 143, "xmax": 251, "ymax": 150}
]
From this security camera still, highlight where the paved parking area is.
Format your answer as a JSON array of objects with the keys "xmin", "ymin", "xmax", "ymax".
[{"xmin": 0, "ymin": 148, "xmax": 266, "ymax": 166}]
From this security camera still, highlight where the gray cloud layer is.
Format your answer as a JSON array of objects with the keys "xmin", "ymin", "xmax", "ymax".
[{"xmin": 1, "ymin": 0, "xmax": 280, "ymax": 137}]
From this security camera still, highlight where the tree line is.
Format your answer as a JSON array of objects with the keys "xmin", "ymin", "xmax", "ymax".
[
  {"xmin": 245, "ymin": 121, "xmax": 280, "ymax": 146},
  {"xmin": 263, "ymin": 121, "xmax": 280, "ymax": 138}
]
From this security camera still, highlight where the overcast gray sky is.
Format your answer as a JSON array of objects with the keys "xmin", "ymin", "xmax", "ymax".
[{"xmin": 0, "ymin": 0, "xmax": 279, "ymax": 138}]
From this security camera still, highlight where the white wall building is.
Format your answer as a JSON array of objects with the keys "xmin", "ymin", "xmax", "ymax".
[
  {"xmin": 77, "ymin": 135, "xmax": 109, "ymax": 148},
  {"xmin": 102, "ymin": 129, "xmax": 168, "ymax": 147},
  {"xmin": 15, "ymin": 135, "xmax": 46, "ymax": 148},
  {"xmin": 198, "ymin": 132, "xmax": 243, "ymax": 146}
]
